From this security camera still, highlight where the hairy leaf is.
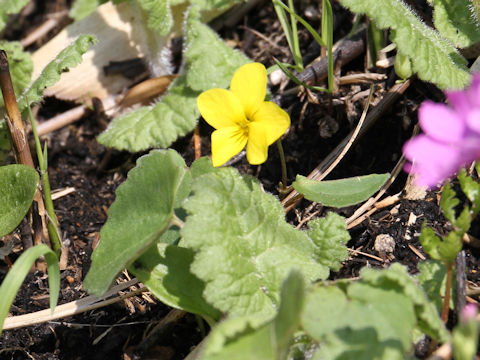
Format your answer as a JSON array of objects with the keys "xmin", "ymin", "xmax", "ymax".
[
  {"xmin": 303, "ymin": 284, "xmax": 415, "ymax": 359},
  {"xmin": 0, "ymin": 41, "xmax": 33, "ymax": 112},
  {"xmin": 431, "ymin": 0, "xmax": 480, "ymax": 48},
  {"xmin": 69, "ymin": 0, "xmax": 109, "ymax": 20},
  {"xmin": 293, "ymin": 173, "xmax": 389, "ymax": 208},
  {"xmin": 98, "ymin": 12, "xmax": 250, "ymax": 152},
  {"xmin": 0, "ymin": 244, "xmax": 59, "ymax": 335},
  {"xmin": 458, "ymin": 169, "xmax": 480, "ymax": 215},
  {"xmin": 360, "ymin": 263, "xmax": 449, "ymax": 342},
  {"xmin": 137, "ymin": 0, "xmax": 173, "ymax": 35},
  {"xmin": 184, "ymin": 10, "xmax": 249, "ymax": 91},
  {"xmin": 440, "ymin": 181, "xmax": 459, "ymax": 224},
  {"xmin": 202, "ymin": 317, "xmax": 274, "ymax": 360},
  {"xmin": 0, "ymin": 165, "xmax": 39, "ymax": 237},
  {"xmin": 305, "ymin": 212, "xmax": 350, "ymax": 271},
  {"xmin": 201, "ymin": 271, "xmax": 305, "ymax": 360},
  {"xmin": 420, "ymin": 224, "xmax": 462, "ymax": 264},
  {"xmin": 302, "ymin": 264, "xmax": 448, "ymax": 359},
  {"xmin": 129, "ymin": 243, "xmax": 221, "ymax": 321},
  {"xmin": 339, "ymin": 0, "xmax": 470, "ymax": 89},
  {"xmin": 17, "ymin": 35, "xmax": 96, "ymax": 111},
  {"xmin": 0, "ymin": 0, "xmax": 29, "ymax": 32},
  {"xmin": 417, "ymin": 260, "xmax": 454, "ymax": 313},
  {"xmin": 273, "ymin": 271, "xmax": 305, "ymax": 359},
  {"xmin": 181, "ymin": 167, "xmax": 329, "ymax": 325},
  {"xmin": 98, "ymin": 76, "xmax": 199, "ymax": 151},
  {"xmin": 84, "ymin": 150, "xmax": 190, "ymax": 295}
]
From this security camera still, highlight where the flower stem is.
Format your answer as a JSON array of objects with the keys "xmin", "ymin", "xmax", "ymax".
[
  {"xmin": 276, "ymin": 139, "xmax": 288, "ymax": 192},
  {"xmin": 441, "ymin": 262, "xmax": 454, "ymax": 324}
]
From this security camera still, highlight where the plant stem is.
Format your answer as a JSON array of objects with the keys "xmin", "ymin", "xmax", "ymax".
[
  {"xmin": 28, "ymin": 105, "xmax": 62, "ymax": 257},
  {"xmin": 441, "ymin": 262, "xmax": 454, "ymax": 324},
  {"xmin": 0, "ymin": 51, "xmax": 34, "ymax": 168},
  {"xmin": 276, "ymin": 139, "xmax": 288, "ymax": 192},
  {"xmin": 0, "ymin": 50, "xmax": 49, "ymax": 249}
]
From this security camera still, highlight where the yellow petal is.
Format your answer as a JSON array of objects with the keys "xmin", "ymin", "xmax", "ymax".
[
  {"xmin": 211, "ymin": 126, "xmax": 248, "ymax": 167},
  {"xmin": 252, "ymin": 101, "xmax": 290, "ymax": 145},
  {"xmin": 197, "ymin": 89, "xmax": 246, "ymax": 129},
  {"xmin": 246, "ymin": 122, "xmax": 269, "ymax": 165},
  {"xmin": 230, "ymin": 63, "xmax": 266, "ymax": 118}
]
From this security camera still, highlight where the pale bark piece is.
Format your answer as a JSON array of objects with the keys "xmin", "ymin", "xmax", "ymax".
[{"xmin": 30, "ymin": 2, "xmax": 172, "ymax": 101}]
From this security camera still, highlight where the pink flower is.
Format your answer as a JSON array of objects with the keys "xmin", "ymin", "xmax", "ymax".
[
  {"xmin": 403, "ymin": 75, "xmax": 480, "ymax": 188},
  {"xmin": 461, "ymin": 304, "xmax": 478, "ymax": 323}
]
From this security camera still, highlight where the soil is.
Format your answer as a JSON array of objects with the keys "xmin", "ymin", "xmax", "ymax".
[{"xmin": 1, "ymin": 0, "xmax": 480, "ymax": 359}]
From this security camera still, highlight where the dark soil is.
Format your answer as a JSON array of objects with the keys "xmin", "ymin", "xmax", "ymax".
[{"xmin": 1, "ymin": 0, "xmax": 480, "ymax": 359}]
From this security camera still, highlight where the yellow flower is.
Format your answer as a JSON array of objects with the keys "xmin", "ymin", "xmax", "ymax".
[{"xmin": 197, "ymin": 62, "xmax": 291, "ymax": 167}]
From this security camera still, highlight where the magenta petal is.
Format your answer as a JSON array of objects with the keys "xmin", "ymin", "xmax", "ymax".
[
  {"xmin": 447, "ymin": 74, "xmax": 480, "ymax": 113},
  {"xmin": 418, "ymin": 102, "xmax": 465, "ymax": 142},
  {"xmin": 466, "ymin": 108, "xmax": 480, "ymax": 134},
  {"xmin": 403, "ymin": 136, "xmax": 462, "ymax": 188}
]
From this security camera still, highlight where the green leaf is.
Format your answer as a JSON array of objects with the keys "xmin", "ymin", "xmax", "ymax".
[
  {"xmin": 453, "ymin": 313, "xmax": 479, "ymax": 360},
  {"xmin": 98, "ymin": 12, "xmax": 249, "ymax": 152},
  {"xmin": 302, "ymin": 284, "xmax": 415, "ymax": 359},
  {"xmin": 302, "ymin": 264, "xmax": 448, "ymax": 359},
  {"xmin": 338, "ymin": 0, "xmax": 470, "ymax": 89},
  {"xmin": 69, "ymin": 0, "xmax": 109, "ymax": 20},
  {"xmin": 273, "ymin": 271, "xmax": 305, "ymax": 359},
  {"xmin": 201, "ymin": 271, "xmax": 305, "ymax": 360},
  {"xmin": 0, "ymin": 0, "xmax": 29, "ymax": 32},
  {"xmin": 440, "ymin": 181, "xmax": 459, "ymax": 224},
  {"xmin": 0, "ymin": 165, "xmax": 39, "ymax": 237},
  {"xmin": 98, "ymin": 76, "xmax": 199, "ymax": 151},
  {"xmin": 420, "ymin": 224, "xmax": 462, "ymax": 264},
  {"xmin": 293, "ymin": 173, "xmax": 389, "ymax": 208},
  {"xmin": 359, "ymin": 263, "xmax": 449, "ymax": 343},
  {"xmin": 0, "ymin": 244, "xmax": 59, "ymax": 335},
  {"xmin": 129, "ymin": 243, "xmax": 221, "ymax": 321},
  {"xmin": 431, "ymin": 0, "xmax": 480, "ymax": 48},
  {"xmin": 458, "ymin": 169, "xmax": 480, "ymax": 215},
  {"xmin": 137, "ymin": 0, "xmax": 173, "ymax": 36},
  {"xmin": 306, "ymin": 212, "xmax": 350, "ymax": 271},
  {"xmin": 394, "ymin": 51, "xmax": 412, "ymax": 79},
  {"xmin": 84, "ymin": 149, "xmax": 190, "ymax": 295},
  {"xmin": 17, "ymin": 35, "xmax": 97, "ymax": 112},
  {"xmin": 416, "ymin": 260, "xmax": 453, "ymax": 313},
  {"xmin": 184, "ymin": 11, "xmax": 250, "ymax": 91},
  {"xmin": 0, "ymin": 41, "xmax": 33, "ymax": 112},
  {"xmin": 181, "ymin": 167, "xmax": 329, "ymax": 325},
  {"xmin": 202, "ymin": 317, "xmax": 274, "ymax": 360}
]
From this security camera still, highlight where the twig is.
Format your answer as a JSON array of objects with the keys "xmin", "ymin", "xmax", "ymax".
[
  {"xmin": 37, "ymin": 105, "xmax": 87, "ymax": 136},
  {"xmin": 296, "ymin": 25, "xmax": 366, "ymax": 86},
  {"xmin": 348, "ymin": 248, "xmax": 384, "ymax": 262},
  {"xmin": 282, "ymin": 80, "xmax": 410, "ymax": 212},
  {"xmin": 2, "ymin": 279, "xmax": 143, "ymax": 331},
  {"xmin": 282, "ymin": 85, "xmax": 374, "ymax": 211},
  {"xmin": 346, "ymin": 153, "xmax": 406, "ymax": 228},
  {"xmin": 20, "ymin": 10, "xmax": 69, "ymax": 48}
]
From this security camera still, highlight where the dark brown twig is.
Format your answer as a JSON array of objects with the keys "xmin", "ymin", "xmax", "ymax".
[
  {"xmin": 296, "ymin": 26, "xmax": 366, "ymax": 87},
  {"xmin": 0, "ymin": 50, "xmax": 49, "ymax": 249}
]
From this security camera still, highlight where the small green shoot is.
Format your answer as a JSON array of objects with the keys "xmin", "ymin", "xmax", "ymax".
[
  {"xmin": 27, "ymin": 103, "xmax": 62, "ymax": 257},
  {"xmin": 0, "ymin": 244, "xmax": 60, "ymax": 335}
]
